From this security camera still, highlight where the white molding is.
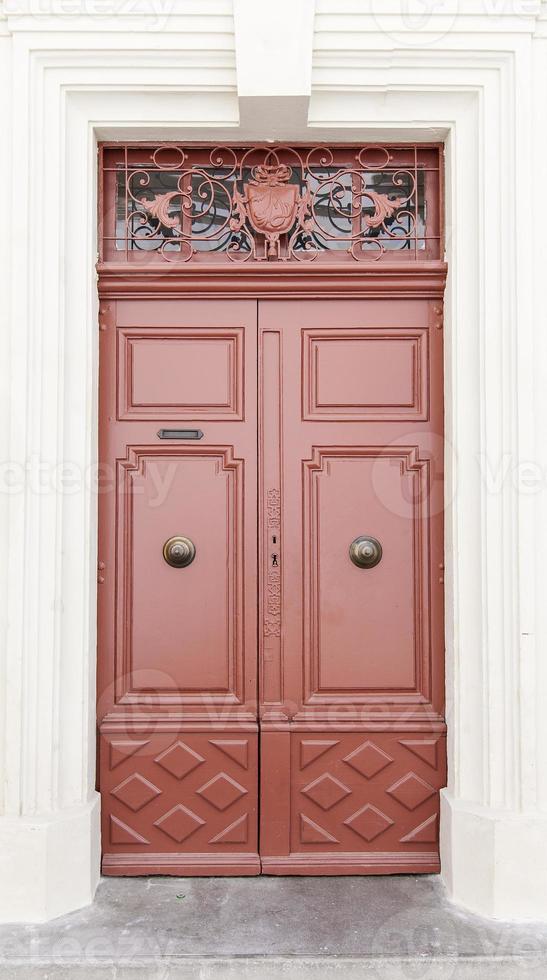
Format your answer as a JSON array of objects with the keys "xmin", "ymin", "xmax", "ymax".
[
  {"xmin": 0, "ymin": 5, "xmax": 545, "ymax": 921},
  {"xmin": 233, "ymin": 0, "xmax": 315, "ymax": 132},
  {"xmin": 3, "ymin": 0, "xmax": 235, "ymax": 34},
  {"xmin": 314, "ymin": 0, "xmax": 543, "ymax": 36},
  {"xmin": 441, "ymin": 795, "xmax": 547, "ymax": 919},
  {"xmin": 0, "ymin": 801, "xmax": 100, "ymax": 923}
]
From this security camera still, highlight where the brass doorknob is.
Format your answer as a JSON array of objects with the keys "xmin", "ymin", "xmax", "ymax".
[
  {"xmin": 163, "ymin": 535, "xmax": 196, "ymax": 568},
  {"xmin": 349, "ymin": 535, "xmax": 382, "ymax": 569}
]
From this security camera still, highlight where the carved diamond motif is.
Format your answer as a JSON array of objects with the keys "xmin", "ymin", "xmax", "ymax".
[
  {"xmin": 154, "ymin": 804, "xmax": 205, "ymax": 843},
  {"xmin": 343, "ymin": 740, "xmax": 394, "ymax": 779},
  {"xmin": 154, "ymin": 740, "xmax": 205, "ymax": 780},
  {"xmin": 387, "ymin": 772, "xmax": 436, "ymax": 811},
  {"xmin": 344, "ymin": 804, "xmax": 394, "ymax": 842},
  {"xmin": 399, "ymin": 738, "xmax": 439, "ymax": 768},
  {"xmin": 400, "ymin": 813, "xmax": 438, "ymax": 844},
  {"xmin": 300, "ymin": 813, "xmax": 339, "ymax": 844},
  {"xmin": 208, "ymin": 813, "xmax": 248, "ymax": 845},
  {"xmin": 301, "ymin": 773, "xmax": 351, "ymax": 811},
  {"xmin": 196, "ymin": 772, "xmax": 248, "ymax": 811},
  {"xmin": 109, "ymin": 739, "xmax": 149, "ymax": 770},
  {"xmin": 111, "ymin": 773, "xmax": 161, "ymax": 812},
  {"xmin": 110, "ymin": 815, "xmax": 149, "ymax": 846},
  {"xmin": 209, "ymin": 739, "xmax": 249, "ymax": 770},
  {"xmin": 300, "ymin": 740, "xmax": 339, "ymax": 770}
]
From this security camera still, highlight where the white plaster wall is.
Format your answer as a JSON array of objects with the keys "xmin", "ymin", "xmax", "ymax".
[{"xmin": 0, "ymin": 0, "xmax": 546, "ymax": 923}]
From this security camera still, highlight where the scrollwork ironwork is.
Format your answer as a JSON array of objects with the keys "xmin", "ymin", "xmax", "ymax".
[{"xmin": 105, "ymin": 142, "xmax": 439, "ymax": 262}]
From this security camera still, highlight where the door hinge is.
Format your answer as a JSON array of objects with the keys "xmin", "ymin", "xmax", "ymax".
[{"xmin": 99, "ymin": 304, "xmax": 111, "ymax": 332}]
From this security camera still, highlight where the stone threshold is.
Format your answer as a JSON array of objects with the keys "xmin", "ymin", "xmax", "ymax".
[
  {"xmin": 1, "ymin": 955, "xmax": 546, "ymax": 979},
  {"xmin": 1, "ymin": 876, "xmax": 546, "ymax": 979}
]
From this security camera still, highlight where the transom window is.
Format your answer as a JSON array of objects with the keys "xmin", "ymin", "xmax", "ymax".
[{"xmin": 99, "ymin": 143, "xmax": 442, "ymax": 264}]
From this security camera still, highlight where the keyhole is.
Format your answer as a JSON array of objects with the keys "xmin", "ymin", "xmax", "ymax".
[{"xmin": 271, "ymin": 554, "xmax": 278, "ymax": 567}]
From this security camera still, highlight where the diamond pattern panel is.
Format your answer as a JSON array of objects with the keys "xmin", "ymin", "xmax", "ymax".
[
  {"xmin": 154, "ymin": 804, "xmax": 205, "ymax": 843},
  {"xmin": 292, "ymin": 732, "xmax": 446, "ymax": 858},
  {"xmin": 343, "ymin": 741, "xmax": 394, "ymax": 779},
  {"xmin": 154, "ymin": 741, "xmax": 205, "ymax": 780},
  {"xmin": 301, "ymin": 773, "xmax": 352, "ymax": 811},
  {"xmin": 386, "ymin": 772, "xmax": 436, "ymax": 811},
  {"xmin": 111, "ymin": 773, "xmax": 162, "ymax": 812},
  {"xmin": 196, "ymin": 772, "xmax": 248, "ymax": 811},
  {"xmin": 344, "ymin": 804, "xmax": 394, "ymax": 842},
  {"xmin": 100, "ymin": 733, "xmax": 258, "ymax": 862}
]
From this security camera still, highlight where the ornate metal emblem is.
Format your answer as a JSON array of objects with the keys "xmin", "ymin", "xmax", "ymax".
[{"xmin": 234, "ymin": 164, "xmax": 303, "ymax": 258}]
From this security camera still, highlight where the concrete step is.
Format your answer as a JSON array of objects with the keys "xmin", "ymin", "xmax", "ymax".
[
  {"xmin": 1, "ymin": 876, "xmax": 546, "ymax": 979},
  {"xmin": 1, "ymin": 956, "xmax": 546, "ymax": 978}
]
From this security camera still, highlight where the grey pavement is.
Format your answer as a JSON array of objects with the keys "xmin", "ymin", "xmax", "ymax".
[{"xmin": 1, "ymin": 874, "xmax": 546, "ymax": 978}]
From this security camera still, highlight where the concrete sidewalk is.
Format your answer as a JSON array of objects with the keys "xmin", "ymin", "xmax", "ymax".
[{"xmin": 0, "ymin": 875, "xmax": 546, "ymax": 978}]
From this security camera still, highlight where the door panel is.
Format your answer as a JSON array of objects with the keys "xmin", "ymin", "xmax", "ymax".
[
  {"xmin": 306, "ymin": 450, "xmax": 420, "ymax": 693},
  {"xmin": 302, "ymin": 328, "xmax": 429, "ymax": 421},
  {"xmin": 258, "ymin": 299, "xmax": 445, "ymax": 874},
  {"xmin": 99, "ymin": 732, "xmax": 259, "ymax": 875},
  {"xmin": 284, "ymin": 732, "xmax": 446, "ymax": 874},
  {"xmin": 117, "ymin": 326, "xmax": 244, "ymax": 420},
  {"xmin": 117, "ymin": 447, "xmax": 244, "ymax": 701},
  {"xmin": 98, "ymin": 299, "xmax": 259, "ymax": 875}
]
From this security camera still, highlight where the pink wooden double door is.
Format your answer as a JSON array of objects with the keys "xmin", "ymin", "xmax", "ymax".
[{"xmin": 97, "ymin": 296, "xmax": 446, "ymax": 876}]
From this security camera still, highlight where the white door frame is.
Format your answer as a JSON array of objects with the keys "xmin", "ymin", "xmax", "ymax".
[{"xmin": 1, "ymin": 3, "xmax": 547, "ymax": 922}]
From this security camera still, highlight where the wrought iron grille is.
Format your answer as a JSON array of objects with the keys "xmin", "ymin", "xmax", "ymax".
[{"xmin": 99, "ymin": 143, "xmax": 442, "ymax": 264}]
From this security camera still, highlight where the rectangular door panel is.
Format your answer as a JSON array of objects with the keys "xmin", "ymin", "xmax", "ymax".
[
  {"xmin": 261, "ymin": 731, "xmax": 446, "ymax": 874},
  {"xmin": 116, "ymin": 447, "xmax": 244, "ymax": 702},
  {"xmin": 98, "ymin": 299, "xmax": 259, "ymax": 875},
  {"xmin": 117, "ymin": 326, "xmax": 244, "ymax": 420},
  {"xmin": 303, "ymin": 328, "xmax": 429, "ymax": 421},
  {"xmin": 259, "ymin": 298, "xmax": 445, "ymax": 874},
  {"xmin": 304, "ymin": 448, "xmax": 427, "ymax": 696},
  {"xmin": 100, "ymin": 732, "xmax": 259, "ymax": 875}
]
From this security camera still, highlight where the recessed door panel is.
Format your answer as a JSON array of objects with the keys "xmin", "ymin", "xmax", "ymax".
[
  {"xmin": 303, "ymin": 328, "xmax": 428, "ymax": 420},
  {"xmin": 117, "ymin": 327, "xmax": 244, "ymax": 420},
  {"xmin": 100, "ymin": 732, "xmax": 259, "ymax": 876},
  {"xmin": 291, "ymin": 733, "xmax": 446, "ymax": 859},
  {"xmin": 305, "ymin": 449, "xmax": 423, "ymax": 695},
  {"xmin": 116, "ymin": 447, "xmax": 243, "ymax": 701},
  {"xmin": 258, "ymin": 298, "xmax": 445, "ymax": 874}
]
